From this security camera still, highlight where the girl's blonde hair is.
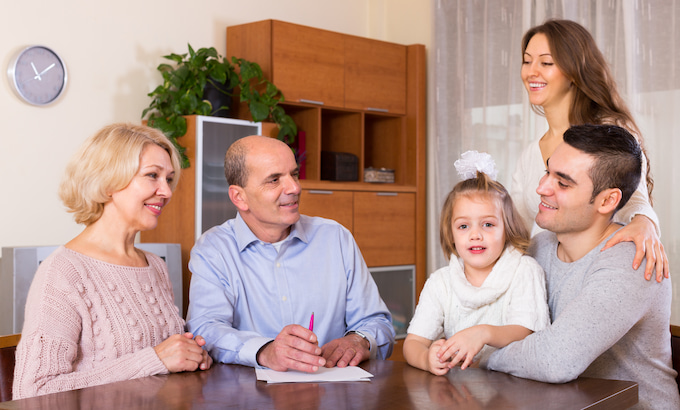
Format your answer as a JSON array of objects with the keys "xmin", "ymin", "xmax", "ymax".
[
  {"xmin": 59, "ymin": 123, "xmax": 181, "ymax": 226},
  {"xmin": 439, "ymin": 172, "xmax": 530, "ymax": 260}
]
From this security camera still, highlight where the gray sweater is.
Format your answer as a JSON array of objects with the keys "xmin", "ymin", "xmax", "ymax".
[{"xmin": 487, "ymin": 230, "xmax": 680, "ymax": 409}]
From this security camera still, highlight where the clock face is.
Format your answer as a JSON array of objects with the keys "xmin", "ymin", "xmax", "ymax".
[{"xmin": 8, "ymin": 46, "xmax": 67, "ymax": 106}]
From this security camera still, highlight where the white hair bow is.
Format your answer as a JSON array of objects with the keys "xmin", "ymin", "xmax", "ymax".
[{"xmin": 454, "ymin": 150, "xmax": 498, "ymax": 181}]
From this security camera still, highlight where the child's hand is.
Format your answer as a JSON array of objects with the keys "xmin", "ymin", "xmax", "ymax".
[
  {"xmin": 437, "ymin": 326, "xmax": 488, "ymax": 370},
  {"xmin": 427, "ymin": 339, "xmax": 451, "ymax": 375}
]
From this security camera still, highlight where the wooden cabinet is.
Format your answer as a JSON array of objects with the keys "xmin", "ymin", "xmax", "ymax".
[
  {"xmin": 353, "ymin": 192, "xmax": 415, "ymax": 267},
  {"xmin": 272, "ymin": 21, "xmax": 346, "ymax": 107},
  {"xmin": 227, "ymin": 20, "xmax": 406, "ymax": 114},
  {"xmin": 228, "ymin": 20, "xmax": 343, "ymax": 107},
  {"xmin": 299, "ymin": 189, "xmax": 353, "ymax": 232},
  {"xmin": 345, "ymin": 36, "xmax": 407, "ymax": 114},
  {"xmin": 299, "ymin": 189, "xmax": 416, "ymax": 267}
]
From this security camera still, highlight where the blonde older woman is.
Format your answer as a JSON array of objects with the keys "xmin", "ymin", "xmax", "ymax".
[{"xmin": 13, "ymin": 123, "xmax": 211, "ymax": 399}]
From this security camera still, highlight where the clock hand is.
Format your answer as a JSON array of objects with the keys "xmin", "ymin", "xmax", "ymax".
[
  {"xmin": 31, "ymin": 62, "xmax": 42, "ymax": 81},
  {"xmin": 38, "ymin": 63, "xmax": 56, "ymax": 76}
]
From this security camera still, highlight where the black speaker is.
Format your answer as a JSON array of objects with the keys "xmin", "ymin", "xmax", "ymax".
[{"xmin": 321, "ymin": 151, "xmax": 358, "ymax": 181}]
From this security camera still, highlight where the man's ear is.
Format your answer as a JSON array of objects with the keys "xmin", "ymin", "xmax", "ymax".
[
  {"xmin": 596, "ymin": 188, "xmax": 622, "ymax": 215},
  {"xmin": 228, "ymin": 185, "xmax": 249, "ymax": 212}
]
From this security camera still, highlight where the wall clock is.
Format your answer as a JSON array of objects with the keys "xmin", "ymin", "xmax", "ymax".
[{"xmin": 7, "ymin": 45, "xmax": 68, "ymax": 106}]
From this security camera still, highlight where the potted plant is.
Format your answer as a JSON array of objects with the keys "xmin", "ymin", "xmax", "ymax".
[{"xmin": 142, "ymin": 44, "xmax": 297, "ymax": 168}]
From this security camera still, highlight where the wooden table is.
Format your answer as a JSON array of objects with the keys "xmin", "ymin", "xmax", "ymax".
[{"xmin": 0, "ymin": 360, "xmax": 637, "ymax": 409}]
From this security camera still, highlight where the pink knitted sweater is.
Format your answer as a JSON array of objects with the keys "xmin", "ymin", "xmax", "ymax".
[{"xmin": 12, "ymin": 246, "xmax": 185, "ymax": 399}]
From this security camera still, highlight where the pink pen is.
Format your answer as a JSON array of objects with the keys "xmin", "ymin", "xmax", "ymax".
[{"xmin": 308, "ymin": 312, "xmax": 314, "ymax": 331}]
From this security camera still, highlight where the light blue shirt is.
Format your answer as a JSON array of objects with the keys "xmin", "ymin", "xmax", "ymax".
[{"xmin": 186, "ymin": 214, "xmax": 395, "ymax": 367}]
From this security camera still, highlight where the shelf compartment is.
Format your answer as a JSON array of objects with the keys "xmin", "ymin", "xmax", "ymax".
[
  {"xmin": 364, "ymin": 113, "xmax": 407, "ymax": 185},
  {"xmin": 320, "ymin": 109, "xmax": 363, "ymax": 181}
]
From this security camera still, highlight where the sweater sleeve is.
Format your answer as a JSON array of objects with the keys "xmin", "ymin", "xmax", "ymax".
[
  {"xmin": 503, "ymin": 256, "xmax": 550, "ymax": 333},
  {"xmin": 12, "ymin": 254, "xmax": 169, "ymax": 399},
  {"xmin": 406, "ymin": 268, "xmax": 448, "ymax": 340},
  {"xmin": 13, "ymin": 333, "xmax": 167, "ymax": 399},
  {"xmin": 485, "ymin": 243, "xmax": 654, "ymax": 383}
]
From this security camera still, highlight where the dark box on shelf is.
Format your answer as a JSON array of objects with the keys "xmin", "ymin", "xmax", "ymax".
[{"xmin": 321, "ymin": 151, "xmax": 358, "ymax": 181}]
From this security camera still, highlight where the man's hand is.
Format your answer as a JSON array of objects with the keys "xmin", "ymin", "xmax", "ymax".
[
  {"xmin": 602, "ymin": 214, "xmax": 669, "ymax": 282},
  {"xmin": 193, "ymin": 334, "xmax": 213, "ymax": 370},
  {"xmin": 154, "ymin": 332, "xmax": 211, "ymax": 373},
  {"xmin": 320, "ymin": 333, "xmax": 370, "ymax": 367},
  {"xmin": 256, "ymin": 324, "xmax": 325, "ymax": 373}
]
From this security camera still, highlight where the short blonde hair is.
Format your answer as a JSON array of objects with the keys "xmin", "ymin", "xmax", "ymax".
[
  {"xmin": 439, "ymin": 172, "xmax": 530, "ymax": 260},
  {"xmin": 59, "ymin": 123, "xmax": 181, "ymax": 226}
]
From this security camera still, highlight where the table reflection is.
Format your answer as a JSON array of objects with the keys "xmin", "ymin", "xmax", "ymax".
[{"xmin": 0, "ymin": 360, "xmax": 636, "ymax": 409}]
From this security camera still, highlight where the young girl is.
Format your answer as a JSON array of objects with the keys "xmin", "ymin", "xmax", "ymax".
[{"xmin": 404, "ymin": 151, "xmax": 550, "ymax": 375}]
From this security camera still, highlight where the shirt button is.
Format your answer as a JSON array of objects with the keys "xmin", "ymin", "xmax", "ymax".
[
  {"xmin": 282, "ymin": 296, "xmax": 287, "ymax": 302},
  {"xmin": 276, "ymin": 263, "xmax": 281, "ymax": 268}
]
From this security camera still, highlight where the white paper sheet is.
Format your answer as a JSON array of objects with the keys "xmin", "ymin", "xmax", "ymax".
[{"xmin": 256, "ymin": 366, "xmax": 374, "ymax": 383}]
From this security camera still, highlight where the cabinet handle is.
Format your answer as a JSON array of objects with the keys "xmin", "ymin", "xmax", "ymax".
[
  {"xmin": 308, "ymin": 190, "xmax": 334, "ymax": 195},
  {"xmin": 300, "ymin": 99, "xmax": 324, "ymax": 105},
  {"xmin": 366, "ymin": 107, "xmax": 389, "ymax": 113},
  {"xmin": 376, "ymin": 192, "xmax": 398, "ymax": 196}
]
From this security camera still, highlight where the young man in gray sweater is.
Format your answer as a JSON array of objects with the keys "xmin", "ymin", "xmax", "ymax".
[{"xmin": 485, "ymin": 124, "xmax": 679, "ymax": 409}]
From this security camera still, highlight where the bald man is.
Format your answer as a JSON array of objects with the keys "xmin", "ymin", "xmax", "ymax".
[{"xmin": 186, "ymin": 136, "xmax": 395, "ymax": 373}]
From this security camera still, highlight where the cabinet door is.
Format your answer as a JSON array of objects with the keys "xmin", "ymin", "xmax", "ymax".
[
  {"xmin": 344, "ymin": 37, "xmax": 407, "ymax": 114},
  {"xmin": 299, "ymin": 189, "xmax": 353, "ymax": 231},
  {"xmin": 353, "ymin": 192, "xmax": 415, "ymax": 266},
  {"xmin": 272, "ymin": 21, "xmax": 345, "ymax": 107}
]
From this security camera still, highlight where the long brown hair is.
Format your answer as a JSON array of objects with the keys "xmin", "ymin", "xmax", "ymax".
[{"xmin": 522, "ymin": 19, "xmax": 653, "ymax": 201}]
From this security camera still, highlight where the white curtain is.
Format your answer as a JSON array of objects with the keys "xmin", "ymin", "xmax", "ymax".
[{"xmin": 432, "ymin": 0, "xmax": 680, "ymax": 322}]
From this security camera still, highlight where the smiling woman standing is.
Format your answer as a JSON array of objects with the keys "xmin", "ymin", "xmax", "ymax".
[
  {"xmin": 12, "ymin": 123, "xmax": 212, "ymax": 400},
  {"xmin": 511, "ymin": 19, "xmax": 668, "ymax": 281}
]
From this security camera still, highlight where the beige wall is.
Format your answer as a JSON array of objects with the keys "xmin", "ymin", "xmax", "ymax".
[{"xmin": 0, "ymin": 0, "xmax": 432, "ymax": 249}]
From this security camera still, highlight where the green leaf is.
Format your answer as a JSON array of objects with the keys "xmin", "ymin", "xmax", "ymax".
[
  {"xmin": 249, "ymin": 100, "xmax": 269, "ymax": 122},
  {"xmin": 143, "ymin": 43, "xmax": 298, "ymax": 168}
]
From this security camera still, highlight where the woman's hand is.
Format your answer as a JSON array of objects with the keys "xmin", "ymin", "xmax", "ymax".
[
  {"xmin": 154, "ymin": 332, "xmax": 212, "ymax": 373},
  {"xmin": 602, "ymin": 214, "xmax": 669, "ymax": 282}
]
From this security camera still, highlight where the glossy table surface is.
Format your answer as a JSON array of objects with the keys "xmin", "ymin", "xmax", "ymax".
[{"xmin": 0, "ymin": 360, "xmax": 637, "ymax": 409}]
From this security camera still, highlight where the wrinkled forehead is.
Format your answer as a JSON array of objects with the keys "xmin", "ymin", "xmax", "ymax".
[{"xmin": 245, "ymin": 142, "xmax": 297, "ymax": 179}]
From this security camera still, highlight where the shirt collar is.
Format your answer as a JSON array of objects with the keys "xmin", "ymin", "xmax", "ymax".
[{"xmin": 233, "ymin": 213, "xmax": 310, "ymax": 252}]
